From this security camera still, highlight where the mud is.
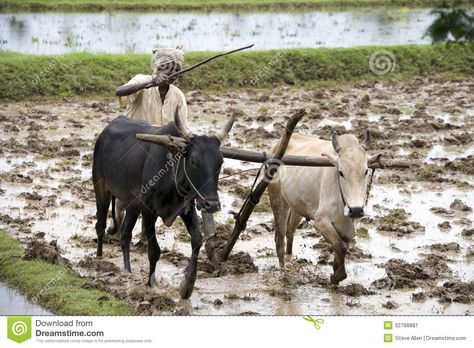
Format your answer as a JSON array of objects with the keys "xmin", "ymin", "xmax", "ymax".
[
  {"xmin": 334, "ymin": 283, "xmax": 376, "ymax": 297},
  {"xmin": 1, "ymin": 77, "xmax": 473, "ymax": 315},
  {"xmin": 373, "ymin": 255, "xmax": 453, "ymax": 289},
  {"xmin": 23, "ymin": 238, "xmax": 70, "ymax": 267},
  {"xmin": 429, "ymin": 281, "xmax": 474, "ymax": 304},
  {"xmin": 376, "ymin": 208, "xmax": 425, "ymax": 236}
]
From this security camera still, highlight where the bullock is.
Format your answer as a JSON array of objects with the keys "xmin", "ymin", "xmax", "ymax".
[
  {"xmin": 92, "ymin": 112, "xmax": 234, "ymax": 299},
  {"xmin": 268, "ymin": 130, "xmax": 380, "ymax": 285}
]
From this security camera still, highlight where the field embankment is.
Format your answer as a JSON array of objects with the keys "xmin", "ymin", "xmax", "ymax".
[
  {"xmin": 0, "ymin": 231, "xmax": 135, "ymax": 315},
  {"xmin": 1, "ymin": 44, "xmax": 473, "ymax": 101},
  {"xmin": 0, "ymin": 0, "xmax": 468, "ymax": 12}
]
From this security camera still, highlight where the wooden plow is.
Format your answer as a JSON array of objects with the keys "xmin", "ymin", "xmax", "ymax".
[{"xmin": 136, "ymin": 108, "xmax": 410, "ymax": 264}]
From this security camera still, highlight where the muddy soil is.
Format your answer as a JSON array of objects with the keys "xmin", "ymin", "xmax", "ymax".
[{"xmin": 0, "ymin": 77, "xmax": 473, "ymax": 315}]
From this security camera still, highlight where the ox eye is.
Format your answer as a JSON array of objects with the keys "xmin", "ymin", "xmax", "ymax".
[
  {"xmin": 338, "ymin": 170, "xmax": 344, "ymax": 178},
  {"xmin": 190, "ymin": 158, "xmax": 198, "ymax": 167},
  {"xmin": 365, "ymin": 169, "xmax": 369, "ymax": 176}
]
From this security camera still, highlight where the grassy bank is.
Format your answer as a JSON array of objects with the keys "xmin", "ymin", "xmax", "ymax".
[
  {"xmin": 0, "ymin": 0, "xmax": 468, "ymax": 12},
  {"xmin": 0, "ymin": 231, "xmax": 134, "ymax": 315},
  {"xmin": 1, "ymin": 44, "xmax": 473, "ymax": 101}
]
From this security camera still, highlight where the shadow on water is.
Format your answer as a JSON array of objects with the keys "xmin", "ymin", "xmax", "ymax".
[{"xmin": 0, "ymin": 282, "xmax": 52, "ymax": 315}]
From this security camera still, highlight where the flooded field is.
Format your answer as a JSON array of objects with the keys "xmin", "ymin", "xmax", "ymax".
[
  {"xmin": 0, "ymin": 8, "xmax": 439, "ymax": 54},
  {"xmin": 0, "ymin": 282, "xmax": 51, "ymax": 315},
  {"xmin": 0, "ymin": 77, "xmax": 473, "ymax": 315}
]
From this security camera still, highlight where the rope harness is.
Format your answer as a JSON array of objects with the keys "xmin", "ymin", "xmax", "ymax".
[
  {"xmin": 173, "ymin": 154, "xmax": 206, "ymax": 203},
  {"xmin": 365, "ymin": 167, "xmax": 376, "ymax": 207}
]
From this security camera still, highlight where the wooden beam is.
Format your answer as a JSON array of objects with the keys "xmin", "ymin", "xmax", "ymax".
[
  {"xmin": 137, "ymin": 134, "xmax": 410, "ymax": 169},
  {"xmin": 221, "ymin": 147, "xmax": 410, "ymax": 169}
]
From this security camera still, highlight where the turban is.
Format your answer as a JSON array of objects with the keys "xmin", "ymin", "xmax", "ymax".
[{"xmin": 151, "ymin": 46, "xmax": 185, "ymax": 75}]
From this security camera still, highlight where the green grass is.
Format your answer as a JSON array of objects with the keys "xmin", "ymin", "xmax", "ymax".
[
  {"xmin": 1, "ymin": 44, "xmax": 473, "ymax": 101},
  {"xmin": 0, "ymin": 231, "xmax": 135, "ymax": 315},
  {"xmin": 0, "ymin": 0, "xmax": 468, "ymax": 12}
]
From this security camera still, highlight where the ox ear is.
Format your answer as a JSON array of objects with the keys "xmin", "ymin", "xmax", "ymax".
[
  {"xmin": 362, "ymin": 129, "xmax": 371, "ymax": 150},
  {"xmin": 331, "ymin": 131, "xmax": 341, "ymax": 153},
  {"xmin": 368, "ymin": 153, "xmax": 382, "ymax": 165}
]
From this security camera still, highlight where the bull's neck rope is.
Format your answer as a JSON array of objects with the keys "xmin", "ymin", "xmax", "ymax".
[
  {"xmin": 335, "ymin": 168, "xmax": 348, "ymax": 207},
  {"xmin": 174, "ymin": 155, "xmax": 206, "ymax": 202}
]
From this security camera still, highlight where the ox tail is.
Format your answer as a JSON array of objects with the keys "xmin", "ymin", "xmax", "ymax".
[{"xmin": 111, "ymin": 195, "xmax": 117, "ymax": 230}]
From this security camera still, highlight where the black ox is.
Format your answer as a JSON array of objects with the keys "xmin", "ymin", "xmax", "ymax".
[{"xmin": 92, "ymin": 112, "xmax": 234, "ymax": 299}]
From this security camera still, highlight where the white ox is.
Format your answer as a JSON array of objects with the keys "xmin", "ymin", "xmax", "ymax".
[{"xmin": 268, "ymin": 130, "xmax": 380, "ymax": 284}]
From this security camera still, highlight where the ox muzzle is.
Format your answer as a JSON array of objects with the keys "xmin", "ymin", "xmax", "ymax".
[
  {"xmin": 347, "ymin": 206, "xmax": 364, "ymax": 218},
  {"xmin": 197, "ymin": 198, "xmax": 221, "ymax": 214}
]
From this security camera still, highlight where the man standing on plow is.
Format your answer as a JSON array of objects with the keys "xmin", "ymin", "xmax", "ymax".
[{"xmin": 107, "ymin": 45, "xmax": 190, "ymax": 240}]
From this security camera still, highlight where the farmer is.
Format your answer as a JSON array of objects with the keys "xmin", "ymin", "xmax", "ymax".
[
  {"xmin": 116, "ymin": 45, "xmax": 189, "ymax": 131},
  {"xmin": 109, "ymin": 45, "xmax": 190, "ymax": 240}
]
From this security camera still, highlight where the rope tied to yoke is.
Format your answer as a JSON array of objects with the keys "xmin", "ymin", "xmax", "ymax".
[
  {"xmin": 233, "ymin": 153, "xmax": 272, "ymax": 220},
  {"xmin": 365, "ymin": 167, "xmax": 376, "ymax": 206}
]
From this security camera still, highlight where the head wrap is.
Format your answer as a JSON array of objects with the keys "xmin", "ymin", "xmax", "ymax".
[{"xmin": 151, "ymin": 46, "xmax": 185, "ymax": 75}]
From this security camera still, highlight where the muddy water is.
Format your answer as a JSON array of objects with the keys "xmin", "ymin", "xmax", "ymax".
[
  {"xmin": 0, "ymin": 283, "xmax": 52, "ymax": 315},
  {"xmin": 0, "ymin": 77, "xmax": 473, "ymax": 315},
  {"xmin": 0, "ymin": 8, "xmax": 440, "ymax": 54}
]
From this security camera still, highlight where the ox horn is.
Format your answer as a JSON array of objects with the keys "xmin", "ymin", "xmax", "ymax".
[
  {"xmin": 331, "ymin": 131, "xmax": 341, "ymax": 153},
  {"xmin": 136, "ymin": 134, "xmax": 187, "ymax": 148},
  {"xmin": 174, "ymin": 108, "xmax": 194, "ymax": 139},
  {"xmin": 362, "ymin": 129, "xmax": 371, "ymax": 150},
  {"xmin": 216, "ymin": 112, "xmax": 236, "ymax": 143}
]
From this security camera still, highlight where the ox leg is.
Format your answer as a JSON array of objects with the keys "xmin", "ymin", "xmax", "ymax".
[
  {"xmin": 274, "ymin": 205, "xmax": 291, "ymax": 268},
  {"xmin": 179, "ymin": 205, "xmax": 202, "ymax": 300},
  {"xmin": 120, "ymin": 207, "xmax": 139, "ymax": 273},
  {"xmin": 315, "ymin": 216, "xmax": 347, "ymax": 285},
  {"xmin": 95, "ymin": 193, "xmax": 111, "ymax": 257},
  {"xmin": 107, "ymin": 198, "xmax": 125, "ymax": 237},
  {"xmin": 269, "ymin": 186, "xmax": 291, "ymax": 268},
  {"xmin": 139, "ymin": 219, "xmax": 148, "ymax": 243},
  {"xmin": 142, "ymin": 208, "xmax": 160, "ymax": 287},
  {"xmin": 286, "ymin": 210, "xmax": 302, "ymax": 255}
]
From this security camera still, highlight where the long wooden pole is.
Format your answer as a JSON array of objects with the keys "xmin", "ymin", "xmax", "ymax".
[
  {"xmin": 135, "ymin": 133, "xmax": 411, "ymax": 169},
  {"xmin": 220, "ymin": 147, "xmax": 410, "ymax": 169},
  {"xmin": 144, "ymin": 44, "xmax": 254, "ymax": 89},
  {"xmin": 220, "ymin": 108, "xmax": 306, "ymax": 260}
]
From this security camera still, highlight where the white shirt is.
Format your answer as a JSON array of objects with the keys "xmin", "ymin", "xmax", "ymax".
[{"xmin": 121, "ymin": 74, "xmax": 189, "ymax": 131}]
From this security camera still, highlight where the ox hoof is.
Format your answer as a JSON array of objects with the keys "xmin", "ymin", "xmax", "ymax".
[
  {"xmin": 148, "ymin": 272, "xmax": 156, "ymax": 288},
  {"xmin": 106, "ymin": 226, "xmax": 117, "ymax": 235},
  {"xmin": 278, "ymin": 258, "xmax": 285, "ymax": 269},
  {"xmin": 179, "ymin": 277, "xmax": 196, "ymax": 300},
  {"xmin": 330, "ymin": 273, "xmax": 347, "ymax": 285}
]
